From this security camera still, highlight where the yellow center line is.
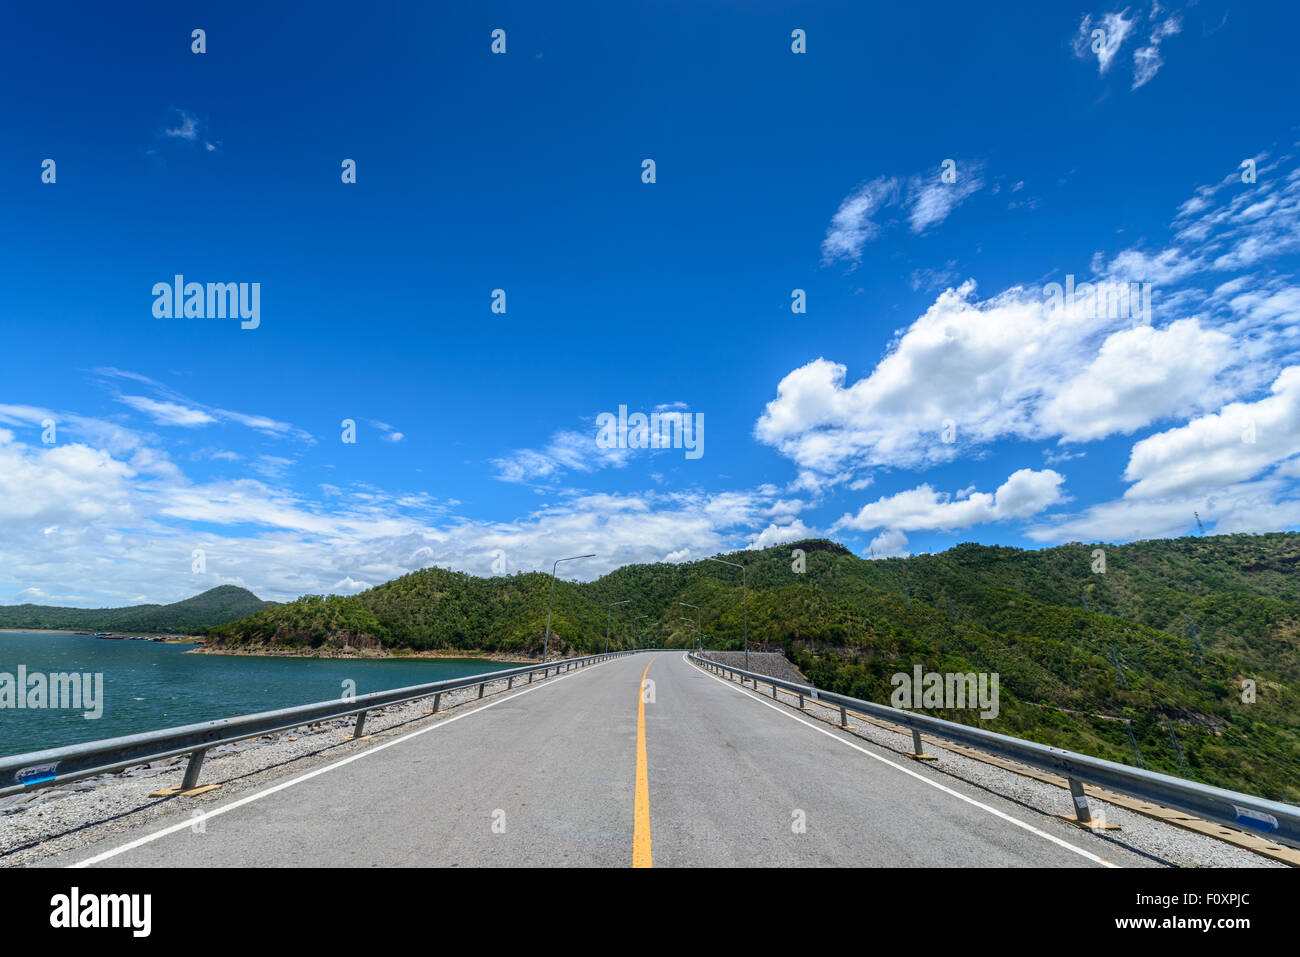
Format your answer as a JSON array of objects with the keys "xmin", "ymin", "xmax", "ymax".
[{"xmin": 633, "ymin": 655, "xmax": 659, "ymax": 868}]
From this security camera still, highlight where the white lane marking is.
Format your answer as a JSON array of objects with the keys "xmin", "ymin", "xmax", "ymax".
[
  {"xmin": 684, "ymin": 654, "xmax": 1116, "ymax": 868},
  {"xmin": 71, "ymin": 655, "xmax": 643, "ymax": 868}
]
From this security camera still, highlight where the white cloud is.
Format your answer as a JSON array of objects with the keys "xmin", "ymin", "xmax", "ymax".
[
  {"xmin": 868, "ymin": 529, "xmax": 910, "ymax": 558},
  {"xmin": 371, "ymin": 420, "xmax": 405, "ymax": 443},
  {"xmin": 907, "ymin": 162, "xmax": 985, "ymax": 234},
  {"xmin": 251, "ymin": 456, "xmax": 295, "ymax": 480},
  {"xmin": 1132, "ymin": 14, "xmax": 1182, "ymax": 90},
  {"xmin": 0, "ymin": 421, "xmax": 809, "ymax": 605},
  {"xmin": 1023, "ymin": 365, "xmax": 1300, "ymax": 544},
  {"xmin": 1039, "ymin": 319, "xmax": 1234, "ymax": 441},
  {"xmin": 493, "ymin": 408, "xmax": 703, "ymax": 485},
  {"xmin": 769, "ymin": 150, "xmax": 1300, "ymax": 486},
  {"xmin": 163, "ymin": 109, "xmax": 199, "ymax": 141},
  {"xmin": 821, "ymin": 177, "xmax": 899, "ymax": 264},
  {"xmin": 198, "ymin": 448, "xmax": 241, "ymax": 462},
  {"xmin": 1074, "ymin": 11, "xmax": 1136, "ymax": 75},
  {"xmin": 119, "ymin": 395, "xmax": 217, "ymax": 427},
  {"xmin": 755, "ymin": 280, "xmax": 1217, "ymax": 473},
  {"xmin": 0, "ymin": 435, "xmax": 137, "ymax": 528},
  {"xmin": 330, "ymin": 577, "xmax": 373, "ymax": 595},
  {"xmin": 835, "ymin": 469, "xmax": 1065, "ymax": 533},
  {"xmin": 494, "ymin": 429, "xmax": 631, "ymax": 484},
  {"xmin": 1026, "ymin": 477, "xmax": 1300, "ymax": 543},
  {"xmin": 822, "ymin": 164, "xmax": 985, "ymax": 264},
  {"xmin": 1121, "ymin": 366, "xmax": 1300, "ymax": 499},
  {"xmin": 910, "ymin": 262, "xmax": 961, "ymax": 293},
  {"xmin": 97, "ymin": 369, "xmax": 315, "ymax": 443},
  {"xmin": 748, "ymin": 519, "xmax": 817, "ymax": 549}
]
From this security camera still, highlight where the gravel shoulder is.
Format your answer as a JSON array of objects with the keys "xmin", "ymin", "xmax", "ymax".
[{"xmin": 698, "ymin": 651, "xmax": 807, "ymax": 684}]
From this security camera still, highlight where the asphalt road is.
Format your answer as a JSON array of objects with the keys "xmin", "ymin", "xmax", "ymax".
[{"xmin": 48, "ymin": 652, "xmax": 1148, "ymax": 867}]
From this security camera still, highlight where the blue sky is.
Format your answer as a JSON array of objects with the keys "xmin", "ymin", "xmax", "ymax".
[{"xmin": 2, "ymin": 0, "xmax": 1299, "ymax": 605}]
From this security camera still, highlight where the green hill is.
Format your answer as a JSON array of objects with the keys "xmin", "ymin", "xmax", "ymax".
[
  {"xmin": 206, "ymin": 533, "xmax": 1300, "ymax": 802},
  {"xmin": 0, "ymin": 585, "xmax": 275, "ymax": 635}
]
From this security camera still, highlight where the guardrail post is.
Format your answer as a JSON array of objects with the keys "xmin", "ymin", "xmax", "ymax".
[
  {"xmin": 508, "ymin": 675, "xmax": 513, "ymax": 689},
  {"xmin": 528, "ymin": 671, "xmax": 533, "ymax": 683},
  {"xmin": 909, "ymin": 728, "xmax": 936, "ymax": 760},
  {"xmin": 839, "ymin": 705, "xmax": 851, "ymax": 729},
  {"xmin": 353, "ymin": 710, "xmax": 368, "ymax": 738},
  {"xmin": 771, "ymin": 682, "xmax": 778, "ymax": 699},
  {"xmin": 478, "ymin": 682, "xmax": 485, "ymax": 699},
  {"xmin": 1067, "ymin": 777, "xmax": 1092, "ymax": 824},
  {"xmin": 432, "ymin": 692, "xmax": 441, "ymax": 713},
  {"xmin": 181, "ymin": 748, "xmax": 208, "ymax": 791}
]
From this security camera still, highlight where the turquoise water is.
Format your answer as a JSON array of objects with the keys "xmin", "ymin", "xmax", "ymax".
[{"xmin": 0, "ymin": 632, "xmax": 517, "ymax": 757}]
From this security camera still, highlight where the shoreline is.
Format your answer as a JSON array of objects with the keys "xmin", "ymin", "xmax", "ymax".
[
  {"xmin": 187, "ymin": 644, "xmax": 541, "ymax": 663},
  {"xmin": 0, "ymin": 628, "xmax": 204, "ymax": 642},
  {"xmin": 1, "ymin": 629, "xmax": 545, "ymax": 663}
]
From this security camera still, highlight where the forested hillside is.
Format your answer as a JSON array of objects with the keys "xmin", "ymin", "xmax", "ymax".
[
  {"xmin": 206, "ymin": 534, "xmax": 1300, "ymax": 801},
  {"xmin": 0, "ymin": 585, "xmax": 275, "ymax": 634}
]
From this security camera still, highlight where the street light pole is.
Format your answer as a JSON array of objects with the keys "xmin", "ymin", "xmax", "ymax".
[
  {"xmin": 542, "ymin": 553, "xmax": 595, "ymax": 663},
  {"xmin": 630, "ymin": 615, "xmax": 648, "ymax": 650},
  {"xmin": 708, "ymin": 557, "xmax": 748, "ymax": 669},
  {"xmin": 607, "ymin": 599, "xmax": 631, "ymax": 654},
  {"xmin": 679, "ymin": 617, "xmax": 699, "ymax": 649},
  {"xmin": 679, "ymin": 601, "xmax": 701, "ymax": 650}
]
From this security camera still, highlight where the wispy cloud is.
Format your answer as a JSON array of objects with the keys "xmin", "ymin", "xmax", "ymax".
[
  {"xmin": 370, "ymin": 420, "xmax": 405, "ymax": 443},
  {"xmin": 907, "ymin": 162, "xmax": 985, "ymax": 233},
  {"xmin": 1072, "ymin": 5, "xmax": 1184, "ymax": 90},
  {"xmin": 821, "ymin": 176, "xmax": 899, "ymax": 264},
  {"xmin": 1073, "ymin": 10, "xmax": 1136, "ymax": 75},
  {"xmin": 163, "ymin": 109, "xmax": 199, "ymax": 141},
  {"xmin": 1132, "ymin": 13, "xmax": 1182, "ymax": 89},
  {"xmin": 160, "ymin": 108, "xmax": 219, "ymax": 152},
  {"xmin": 118, "ymin": 395, "xmax": 217, "ymax": 427},
  {"xmin": 98, "ymin": 368, "xmax": 315, "ymax": 443},
  {"xmin": 822, "ymin": 163, "xmax": 985, "ymax": 264},
  {"xmin": 493, "ymin": 428, "xmax": 630, "ymax": 484}
]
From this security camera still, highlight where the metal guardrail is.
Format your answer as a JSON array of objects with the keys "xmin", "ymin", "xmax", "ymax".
[
  {"xmin": 0, "ymin": 649, "xmax": 657, "ymax": 798},
  {"xmin": 688, "ymin": 652, "xmax": 1300, "ymax": 849}
]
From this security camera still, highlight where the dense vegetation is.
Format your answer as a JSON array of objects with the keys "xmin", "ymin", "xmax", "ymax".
[
  {"xmin": 206, "ymin": 534, "xmax": 1300, "ymax": 801},
  {"xmin": 0, "ymin": 585, "xmax": 274, "ymax": 634}
]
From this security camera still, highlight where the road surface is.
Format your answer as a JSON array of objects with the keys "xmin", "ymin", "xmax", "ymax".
[{"xmin": 47, "ymin": 652, "xmax": 1145, "ymax": 867}]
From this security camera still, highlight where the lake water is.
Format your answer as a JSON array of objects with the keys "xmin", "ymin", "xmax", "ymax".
[{"xmin": 0, "ymin": 631, "xmax": 518, "ymax": 757}]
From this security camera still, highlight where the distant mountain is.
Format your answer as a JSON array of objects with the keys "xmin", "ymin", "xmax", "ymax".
[
  {"xmin": 0, "ymin": 585, "xmax": 275, "ymax": 635},
  {"xmin": 206, "ymin": 533, "xmax": 1300, "ymax": 801}
]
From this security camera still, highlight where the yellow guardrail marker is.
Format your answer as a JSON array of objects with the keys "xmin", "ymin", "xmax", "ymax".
[{"xmin": 633, "ymin": 655, "xmax": 658, "ymax": 868}]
